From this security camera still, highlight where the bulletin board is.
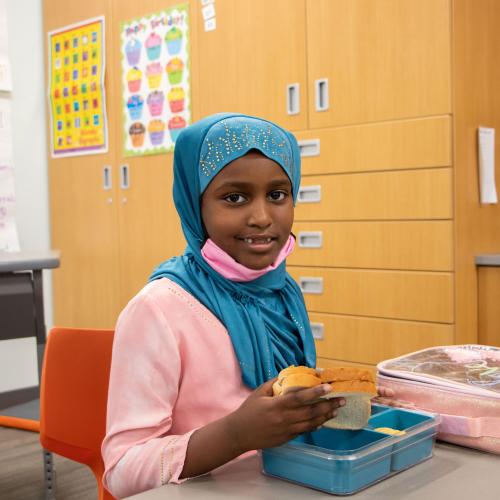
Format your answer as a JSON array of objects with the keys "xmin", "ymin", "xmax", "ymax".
[
  {"xmin": 121, "ymin": 4, "xmax": 190, "ymax": 157},
  {"xmin": 48, "ymin": 16, "xmax": 108, "ymax": 158}
]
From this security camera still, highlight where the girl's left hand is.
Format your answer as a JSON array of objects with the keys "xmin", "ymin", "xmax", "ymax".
[{"xmin": 373, "ymin": 386, "xmax": 416, "ymax": 409}]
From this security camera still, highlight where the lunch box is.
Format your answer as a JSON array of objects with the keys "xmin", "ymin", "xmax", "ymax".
[
  {"xmin": 261, "ymin": 405, "xmax": 438, "ymax": 495},
  {"xmin": 377, "ymin": 345, "xmax": 500, "ymax": 454}
]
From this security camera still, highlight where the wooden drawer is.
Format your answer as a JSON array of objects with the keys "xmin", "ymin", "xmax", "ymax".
[
  {"xmin": 288, "ymin": 266, "xmax": 454, "ymax": 323},
  {"xmin": 295, "ymin": 168, "xmax": 452, "ymax": 221},
  {"xmin": 289, "ymin": 221, "xmax": 453, "ymax": 271},
  {"xmin": 309, "ymin": 312, "xmax": 454, "ymax": 365},
  {"xmin": 296, "ymin": 116, "xmax": 452, "ymax": 176}
]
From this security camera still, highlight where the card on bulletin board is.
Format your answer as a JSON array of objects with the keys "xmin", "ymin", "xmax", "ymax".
[
  {"xmin": 48, "ymin": 16, "xmax": 108, "ymax": 158},
  {"xmin": 121, "ymin": 4, "xmax": 190, "ymax": 157}
]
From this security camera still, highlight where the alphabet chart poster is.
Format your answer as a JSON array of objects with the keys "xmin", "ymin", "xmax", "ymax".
[
  {"xmin": 121, "ymin": 4, "xmax": 190, "ymax": 157},
  {"xmin": 48, "ymin": 17, "xmax": 108, "ymax": 158}
]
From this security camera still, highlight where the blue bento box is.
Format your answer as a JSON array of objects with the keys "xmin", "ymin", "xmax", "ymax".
[{"xmin": 261, "ymin": 405, "xmax": 439, "ymax": 495}]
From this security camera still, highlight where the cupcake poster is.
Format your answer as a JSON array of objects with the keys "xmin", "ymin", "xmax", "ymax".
[
  {"xmin": 48, "ymin": 17, "xmax": 108, "ymax": 157},
  {"xmin": 121, "ymin": 4, "xmax": 190, "ymax": 156}
]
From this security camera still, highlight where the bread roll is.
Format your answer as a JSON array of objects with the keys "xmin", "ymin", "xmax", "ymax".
[{"xmin": 272, "ymin": 366, "xmax": 321, "ymax": 396}]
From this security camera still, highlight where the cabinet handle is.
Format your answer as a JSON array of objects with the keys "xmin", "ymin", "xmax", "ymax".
[
  {"xmin": 297, "ymin": 139, "xmax": 320, "ymax": 157},
  {"xmin": 310, "ymin": 322, "xmax": 324, "ymax": 340},
  {"xmin": 298, "ymin": 231, "xmax": 323, "ymax": 249},
  {"xmin": 286, "ymin": 83, "xmax": 300, "ymax": 115},
  {"xmin": 103, "ymin": 165, "xmax": 112, "ymax": 191},
  {"xmin": 297, "ymin": 185, "xmax": 321, "ymax": 203},
  {"xmin": 298, "ymin": 276, "xmax": 324, "ymax": 295},
  {"xmin": 120, "ymin": 164, "xmax": 130, "ymax": 189},
  {"xmin": 315, "ymin": 78, "xmax": 329, "ymax": 112}
]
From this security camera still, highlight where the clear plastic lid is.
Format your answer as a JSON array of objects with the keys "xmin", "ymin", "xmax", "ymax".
[{"xmin": 378, "ymin": 345, "xmax": 500, "ymax": 395}]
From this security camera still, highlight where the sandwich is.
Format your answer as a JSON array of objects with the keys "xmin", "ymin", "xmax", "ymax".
[{"xmin": 273, "ymin": 365, "xmax": 377, "ymax": 430}]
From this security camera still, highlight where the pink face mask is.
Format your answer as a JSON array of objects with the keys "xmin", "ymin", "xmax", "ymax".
[{"xmin": 201, "ymin": 235, "xmax": 295, "ymax": 282}]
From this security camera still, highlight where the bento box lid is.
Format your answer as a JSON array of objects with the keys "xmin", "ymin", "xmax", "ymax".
[{"xmin": 377, "ymin": 345, "xmax": 500, "ymax": 397}]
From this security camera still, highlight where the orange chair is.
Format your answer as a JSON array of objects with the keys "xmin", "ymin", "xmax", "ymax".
[{"xmin": 39, "ymin": 327, "xmax": 115, "ymax": 500}]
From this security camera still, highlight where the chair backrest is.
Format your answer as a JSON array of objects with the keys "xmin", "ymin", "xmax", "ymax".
[{"xmin": 40, "ymin": 327, "xmax": 115, "ymax": 500}]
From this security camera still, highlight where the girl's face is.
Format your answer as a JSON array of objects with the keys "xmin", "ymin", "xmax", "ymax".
[{"xmin": 201, "ymin": 151, "xmax": 294, "ymax": 270}]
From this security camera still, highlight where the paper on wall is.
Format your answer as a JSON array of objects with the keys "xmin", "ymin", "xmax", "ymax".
[
  {"xmin": 0, "ymin": 0, "xmax": 13, "ymax": 91},
  {"xmin": 0, "ymin": 97, "xmax": 19, "ymax": 251},
  {"xmin": 478, "ymin": 127, "xmax": 497, "ymax": 205}
]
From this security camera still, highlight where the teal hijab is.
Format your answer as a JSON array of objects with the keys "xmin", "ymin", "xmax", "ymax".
[{"xmin": 150, "ymin": 113, "xmax": 316, "ymax": 389}]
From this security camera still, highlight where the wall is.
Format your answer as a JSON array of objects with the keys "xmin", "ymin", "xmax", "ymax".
[{"xmin": 0, "ymin": 0, "xmax": 51, "ymax": 393}]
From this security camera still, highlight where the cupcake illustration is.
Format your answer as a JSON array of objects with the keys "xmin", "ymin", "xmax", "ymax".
[
  {"xmin": 145, "ymin": 32, "xmax": 162, "ymax": 60},
  {"xmin": 165, "ymin": 27, "xmax": 183, "ymax": 55},
  {"xmin": 126, "ymin": 67, "xmax": 142, "ymax": 93},
  {"xmin": 125, "ymin": 37, "xmax": 142, "ymax": 66},
  {"xmin": 129, "ymin": 122, "xmax": 145, "ymax": 148},
  {"xmin": 146, "ymin": 62, "xmax": 163, "ymax": 89},
  {"xmin": 127, "ymin": 95, "xmax": 144, "ymax": 120},
  {"xmin": 147, "ymin": 91, "xmax": 165, "ymax": 117},
  {"xmin": 167, "ymin": 87, "xmax": 185, "ymax": 113},
  {"xmin": 148, "ymin": 119, "xmax": 166, "ymax": 146},
  {"xmin": 168, "ymin": 115, "xmax": 186, "ymax": 142},
  {"xmin": 166, "ymin": 58, "xmax": 184, "ymax": 85}
]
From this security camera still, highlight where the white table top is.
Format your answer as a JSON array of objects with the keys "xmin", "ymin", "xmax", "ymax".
[
  {"xmin": 0, "ymin": 250, "xmax": 60, "ymax": 272},
  {"xmin": 127, "ymin": 441, "xmax": 499, "ymax": 500}
]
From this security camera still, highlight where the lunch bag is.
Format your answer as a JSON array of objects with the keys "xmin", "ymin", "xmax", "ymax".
[{"xmin": 377, "ymin": 345, "xmax": 500, "ymax": 454}]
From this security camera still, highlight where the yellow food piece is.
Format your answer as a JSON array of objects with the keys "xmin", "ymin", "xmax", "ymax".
[{"xmin": 374, "ymin": 427, "xmax": 406, "ymax": 436}]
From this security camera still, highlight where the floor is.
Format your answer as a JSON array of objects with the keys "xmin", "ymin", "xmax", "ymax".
[{"xmin": 0, "ymin": 426, "xmax": 97, "ymax": 500}]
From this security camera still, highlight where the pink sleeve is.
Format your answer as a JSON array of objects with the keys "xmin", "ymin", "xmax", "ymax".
[{"xmin": 102, "ymin": 292, "xmax": 194, "ymax": 498}]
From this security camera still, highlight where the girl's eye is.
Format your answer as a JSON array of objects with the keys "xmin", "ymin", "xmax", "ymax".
[
  {"xmin": 268, "ymin": 190, "xmax": 287, "ymax": 201},
  {"xmin": 224, "ymin": 193, "xmax": 246, "ymax": 204}
]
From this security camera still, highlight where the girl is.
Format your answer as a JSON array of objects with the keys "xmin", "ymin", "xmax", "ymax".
[{"xmin": 102, "ymin": 113, "xmax": 346, "ymax": 498}]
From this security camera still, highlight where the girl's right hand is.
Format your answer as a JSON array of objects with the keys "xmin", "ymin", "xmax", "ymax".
[{"xmin": 226, "ymin": 378, "xmax": 345, "ymax": 454}]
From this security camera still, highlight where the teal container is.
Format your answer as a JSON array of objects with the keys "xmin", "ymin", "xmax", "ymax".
[
  {"xmin": 262, "ymin": 405, "xmax": 438, "ymax": 495},
  {"xmin": 367, "ymin": 408, "xmax": 436, "ymax": 471}
]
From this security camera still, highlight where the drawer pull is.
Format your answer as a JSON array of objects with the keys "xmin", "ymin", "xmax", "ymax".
[
  {"xmin": 120, "ymin": 164, "xmax": 130, "ymax": 189},
  {"xmin": 299, "ymin": 277, "xmax": 324, "ymax": 295},
  {"xmin": 315, "ymin": 78, "xmax": 329, "ymax": 112},
  {"xmin": 103, "ymin": 165, "xmax": 112, "ymax": 191},
  {"xmin": 298, "ymin": 139, "xmax": 320, "ymax": 157},
  {"xmin": 297, "ymin": 185, "xmax": 321, "ymax": 203},
  {"xmin": 286, "ymin": 83, "xmax": 300, "ymax": 115},
  {"xmin": 310, "ymin": 322, "xmax": 324, "ymax": 340},
  {"xmin": 298, "ymin": 231, "xmax": 323, "ymax": 249}
]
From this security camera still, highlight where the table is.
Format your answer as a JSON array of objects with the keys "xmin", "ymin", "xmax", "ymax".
[
  {"xmin": 0, "ymin": 250, "xmax": 60, "ymax": 410},
  {"xmin": 127, "ymin": 442, "xmax": 500, "ymax": 500}
]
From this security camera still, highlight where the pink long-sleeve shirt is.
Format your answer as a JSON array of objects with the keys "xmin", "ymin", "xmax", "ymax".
[{"xmin": 102, "ymin": 278, "xmax": 252, "ymax": 498}]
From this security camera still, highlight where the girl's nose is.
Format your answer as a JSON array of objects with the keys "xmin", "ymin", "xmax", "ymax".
[{"xmin": 247, "ymin": 199, "xmax": 272, "ymax": 228}]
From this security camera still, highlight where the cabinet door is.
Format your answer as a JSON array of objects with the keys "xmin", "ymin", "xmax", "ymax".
[
  {"xmin": 110, "ymin": 0, "xmax": 188, "ymax": 308},
  {"xmin": 45, "ymin": 0, "xmax": 122, "ymax": 328},
  {"xmin": 193, "ymin": 0, "xmax": 308, "ymax": 130},
  {"xmin": 306, "ymin": 0, "xmax": 451, "ymax": 128}
]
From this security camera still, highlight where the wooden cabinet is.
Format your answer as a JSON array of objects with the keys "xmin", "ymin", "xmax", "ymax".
[
  {"xmin": 287, "ymin": 0, "xmax": 500, "ymax": 370},
  {"xmin": 478, "ymin": 266, "xmax": 500, "ymax": 348},
  {"xmin": 45, "ymin": 0, "xmax": 122, "ymax": 328},
  {"xmin": 109, "ymin": 1, "xmax": 188, "ymax": 308},
  {"xmin": 306, "ymin": 0, "xmax": 452, "ymax": 128},
  {"xmin": 193, "ymin": 0, "xmax": 308, "ymax": 131}
]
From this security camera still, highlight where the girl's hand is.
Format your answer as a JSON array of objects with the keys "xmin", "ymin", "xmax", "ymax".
[
  {"xmin": 226, "ymin": 378, "xmax": 345, "ymax": 453},
  {"xmin": 373, "ymin": 386, "xmax": 416, "ymax": 409}
]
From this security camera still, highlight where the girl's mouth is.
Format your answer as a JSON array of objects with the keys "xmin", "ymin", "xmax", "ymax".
[
  {"xmin": 238, "ymin": 235, "xmax": 277, "ymax": 252},
  {"xmin": 243, "ymin": 237, "xmax": 273, "ymax": 244}
]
